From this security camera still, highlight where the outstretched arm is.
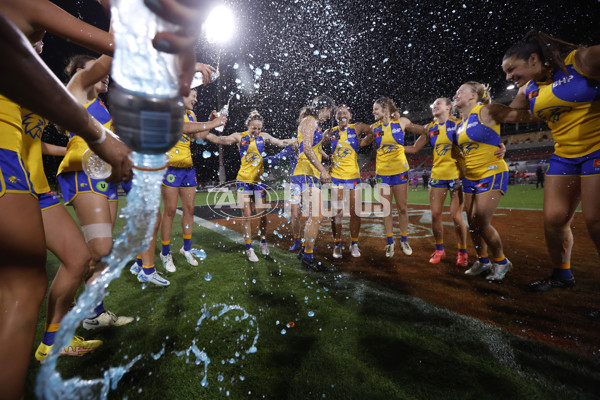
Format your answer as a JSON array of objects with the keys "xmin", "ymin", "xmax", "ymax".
[
  {"xmin": 262, "ymin": 132, "xmax": 296, "ymax": 148},
  {"xmin": 205, "ymin": 131, "xmax": 241, "ymax": 146},
  {"xmin": 41, "ymin": 142, "xmax": 66, "ymax": 157},
  {"xmin": 183, "ymin": 110, "xmax": 227, "ymax": 140},
  {"xmin": 481, "ymin": 103, "xmax": 538, "ymax": 126}
]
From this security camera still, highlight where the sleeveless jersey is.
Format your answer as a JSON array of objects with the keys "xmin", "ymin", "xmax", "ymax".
[
  {"xmin": 292, "ymin": 119, "xmax": 324, "ymax": 178},
  {"xmin": 456, "ymin": 105, "xmax": 508, "ymax": 180},
  {"xmin": 58, "ymin": 97, "xmax": 113, "ymax": 175},
  {"xmin": 373, "ymin": 118, "xmax": 409, "ymax": 176},
  {"xmin": 525, "ymin": 50, "xmax": 600, "ymax": 158},
  {"xmin": 167, "ymin": 110, "xmax": 194, "ymax": 168},
  {"xmin": 236, "ymin": 131, "xmax": 264, "ymax": 183},
  {"xmin": 0, "ymin": 94, "xmax": 24, "ymax": 153},
  {"xmin": 426, "ymin": 117, "xmax": 464, "ymax": 180},
  {"xmin": 21, "ymin": 109, "xmax": 51, "ymax": 193},
  {"xmin": 330, "ymin": 124, "xmax": 360, "ymax": 180}
]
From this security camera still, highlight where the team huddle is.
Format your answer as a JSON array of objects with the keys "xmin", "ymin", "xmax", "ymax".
[{"xmin": 0, "ymin": 1, "xmax": 598, "ymax": 398}]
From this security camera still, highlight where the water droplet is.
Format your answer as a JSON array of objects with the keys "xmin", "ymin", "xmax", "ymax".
[
  {"xmin": 204, "ymin": 273, "xmax": 212, "ymax": 281},
  {"xmin": 308, "ymin": 311, "xmax": 315, "ymax": 317}
]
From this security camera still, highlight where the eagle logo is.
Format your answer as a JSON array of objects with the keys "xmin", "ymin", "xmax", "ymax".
[
  {"xmin": 435, "ymin": 143, "xmax": 452, "ymax": 157},
  {"xmin": 536, "ymin": 106, "xmax": 572, "ymax": 123},
  {"xmin": 335, "ymin": 147, "xmax": 352, "ymax": 158},
  {"xmin": 380, "ymin": 144, "xmax": 397, "ymax": 154},
  {"xmin": 8, "ymin": 176, "xmax": 19, "ymax": 184},
  {"xmin": 245, "ymin": 152, "xmax": 260, "ymax": 164},
  {"xmin": 461, "ymin": 143, "xmax": 479, "ymax": 155}
]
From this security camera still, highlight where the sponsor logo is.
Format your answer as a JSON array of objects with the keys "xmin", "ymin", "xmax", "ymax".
[
  {"xmin": 166, "ymin": 174, "xmax": 175, "ymax": 183},
  {"xmin": 527, "ymin": 89, "xmax": 539, "ymax": 101},
  {"xmin": 487, "ymin": 164, "xmax": 499, "ymax": 171},
  {"xmin": 593, "ymin": 159, "xmax": 600, "ymax": 168},
  {"xmin": 429, "ymin": 129, "xmax": 439, "ymax": 137},
  {"xmin": 96, "ymin": 181, "xmax": 108, "ymax": 192},
  {"xmin": 476, "ymin": 182, "xmax": 489, "ymax": 188},
  {"xmin": 391, "ymin": 128, "xmax": 401, "ymax": 134},
  {"xmin": 552, "ymin": 75, "xmax": 574, "ymax": 88}
]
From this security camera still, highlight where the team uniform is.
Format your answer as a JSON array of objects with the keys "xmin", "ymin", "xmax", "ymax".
[
  {"xmin": 425, "ymin": 117, "xmax": 465, "ymax": 189},
  {"xmin": 163, "ymin": 110, "xmax": 197, "ymax": 188},
  {"xmin": 57, "ymin": 97, "xmax": 117, "ymax": 204},
  {"xmin": 456, "ymin": 105, "xmax": 508, "ymax": 195},
  {"xmin": 0, "ymin": 95, "xmax": 36, "ymax": 199},
  {"xmin": 373, "ymin": 119, "xmax": 410, "ymax": 185},
  {"xmin": 21, "ymin": 109, "xmax": 61, "ymax": 210},
  {"xmin": 525, "ymin": 50, "xmax": 600, "ymax": 177},
  {"xmin": 236, "ymin": 131, "xmax": 266, "ymax": 198},
  {"xmin": 290, "ymin": 122, "xmax": 324, "ymax": 199},
  {"xmin": 329, "ymin": 124, "xmax": 361, "ymax": 190}
]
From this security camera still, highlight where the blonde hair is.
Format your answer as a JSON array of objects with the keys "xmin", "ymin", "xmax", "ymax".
[
  {"xmin": 245, "ymin": 109, "xmax": 263, "ymax": 126},
  {"xmin": 374, "ymin": 97, "xmax": 399, "ymax": 115},
  {"xmin": 463, "ymin": 81, "xmax": 491, "ymax": 105},
  {"xmin": 297, "ymin": 106, "xmax": 315, "ymax": 125}
]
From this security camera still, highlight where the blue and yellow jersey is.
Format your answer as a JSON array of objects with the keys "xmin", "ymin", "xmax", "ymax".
[
  {"xmin": 456, "ymin": 105, "xmax": 507, "ymax": 180},
  {"xmin": 167, "ymin": 110, "xmax": 194, "ymax": 168},
  {"xmin": 292, "ymin": 121, "xmax": 324, "ymax": 178},
  {"xmin": 525, "ymin": 50, "xmax": 600, "ymax": 158},
  {"xmin": 21, "ymin": 109, "xmax": 51, "ymax": 193},
  {"xmin": 330, "ymin": 124, "xmax": 360, "ymax": 180},
  {"xmin": 0, "ymin": 94, "xmax": 24, "ymax": 153},
  {"xmin": 373, "ymin": 118, "xmax": 409, "ymax": 176},
  {"xmin": 426, "ymin": 117, "xmax": 464, "ymax": 180},
  {"xmin": 58, "ymin": 97, "xmax": 113, "ymax": 175},
  {"xmin": 236, "ymin": 131, "xmax": 265, "ymax": 183}
]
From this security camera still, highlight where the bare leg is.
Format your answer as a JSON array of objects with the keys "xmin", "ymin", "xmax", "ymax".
[
  {"xmin": 429, "ymin": 187, "xmax": 448, "ymax": 246},
  {"xmin": 581, "ymin": 175, "xmax": 600, "ymax": 257},
  {"xmin": 449, "ymin": 188, "xmax": 468, "ymax": 247},
  {"xmin": 0, "ymin": 194, "xmax": 47, "ymax": 400},
  {"xmin": 160, "ymin": 185, "xmax": 179, "ymax": 247}
]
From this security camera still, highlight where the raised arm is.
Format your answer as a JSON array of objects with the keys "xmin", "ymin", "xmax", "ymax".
[
  {"xmin": 0, "ymin": 15, "xmax": 131, "ymax": 183},
  {"xmin": 183, "ymin": 110, "xmax": 227, "ymax": 140},
  {"xmin": 575, "ymin": 44, "xmax": 600, "ymax": 77},
  {"xmin": 400, "ymin": 117, "xmax": 428, "ymax": 136}
]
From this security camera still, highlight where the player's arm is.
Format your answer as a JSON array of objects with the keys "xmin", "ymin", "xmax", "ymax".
[{"xmin": 205, "ymin": 131, "xmax": 240, "ymax": 146}]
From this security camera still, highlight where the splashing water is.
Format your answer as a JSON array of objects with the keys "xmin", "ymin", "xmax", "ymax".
[{"xmin": 36, "ymin": 152, "xmax": 167, "ymax": 399}]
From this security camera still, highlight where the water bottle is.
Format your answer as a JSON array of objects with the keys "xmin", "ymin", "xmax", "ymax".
[
  {"xmin": 109, "ymin": 0, "xmax": 184, "ymax": 154},
  {"xmin": 214, "ymin": 105, "xmax": 229, "ymax": 133},
  {"xmin": 81, "ymin": 148, "xmax": 112, "ymax": 179}
]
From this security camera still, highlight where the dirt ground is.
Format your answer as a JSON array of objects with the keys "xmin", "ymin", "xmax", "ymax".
[{"xmin": 208, "ymin": 202, "xmax": 600, "ymax": 359}]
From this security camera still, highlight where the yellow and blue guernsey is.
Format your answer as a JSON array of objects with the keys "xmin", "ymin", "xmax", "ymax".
[
  {"xmin": 426, "ymin": 117, "xmax": 464, "ymax": 180},
  {"xmin": 524, "ymin": 50, "xmax": 600, "ymax": 158},
  {"xmin": 237, "ymin": 131, "xmax": 264, "ymax": 183},
  {"xmin": 292, "ymin": 124, "xmax": 324, "ymax": 178},
  {"xmin": 21, "ymin": 109, "xmax": 50, "ymax": 193},
  {"xmin": 0, "ymin": 94, "xmax": 35, "ymax": 197},
  {"xmin": 330, "ymin": 124, "xmax": 360, "ymax": 180},
  {"xmin": 456, "ymin": 105, "xmax": 507, "ymax": 180},
  {"xmin": 57, "ymin": 97, "xmax": 113, "ymax": 175},
  {"xmin": 373, "ymin": 118, "xmax": 409, "ymax": 176},
  {"xmin": 167, "ymin": 110, "xmax": 194, "ymax": 168}
]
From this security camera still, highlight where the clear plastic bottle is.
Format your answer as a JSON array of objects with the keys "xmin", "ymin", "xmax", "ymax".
[
  {"xmin": 191, "ymin": 70, "xmax": 219, "ymax": 88},
  {"xmin": 109, "ymin": 0, "xmax": 184, "ymax": 154},
  {"xmin": 81, "ymin": 148, "xmax": 112, "ymax": 180},
  {"xmin": 214, "ymin": 105, "xmax": 229, "ymax": 133}
]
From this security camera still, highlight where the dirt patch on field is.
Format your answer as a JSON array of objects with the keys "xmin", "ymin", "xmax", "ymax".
[{"xmin": 206, "ymin": 203, "xmax": 600, "ymax": 358}]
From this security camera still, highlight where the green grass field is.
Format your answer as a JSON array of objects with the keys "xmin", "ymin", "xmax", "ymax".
[{"xmin": 25, "ymin": 185, "xmax": 598, "ymax": 399}]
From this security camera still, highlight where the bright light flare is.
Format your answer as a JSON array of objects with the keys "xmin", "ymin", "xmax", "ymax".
[
  {"xmin": 507, "ymin": 84, "xmax": 516, "ymax": 90},
  {"xmin": 205, "ymin": 6, "xmax": 235, "ymax": 44}
]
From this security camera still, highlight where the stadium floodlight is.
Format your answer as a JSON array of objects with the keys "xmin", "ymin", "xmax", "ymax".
[
  {"xmin": 205, "ymin": 5, "xmax": 235, "ymax": 44},
  {"xmin": 403, "ymin": 110, "xmax": 409, "ymax": 115},
  {"xmin": 507, "ymin": 84, "xmax": 516, "ymax": 90}
]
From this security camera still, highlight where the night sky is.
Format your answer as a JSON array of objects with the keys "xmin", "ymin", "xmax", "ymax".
[{"xmin": 42, "ymin": 0, "xmax": 600, "ymax": 183}]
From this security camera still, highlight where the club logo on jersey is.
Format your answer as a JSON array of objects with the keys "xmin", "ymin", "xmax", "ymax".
[
  {"xmin": 461, "ymin": 143, "xmax": 479, "ymax": 155},
  {"xmin": 22, "ymin": 113, "xmax": 47, "ymax": 140},
  {"xmin": 166, "ymin": 174, "xmax": 175, "ymax": 183},
  {"xmin": 244, "ymin": 152, "xmax": 260, "ymax": 164},
  {"xmin": 380, "ymin": 144, "xmax": 398, "ymax": 154},
  {"xmin": 8, "ymin": 176, "xmax": 19, "ymax": 184},
  {"xmin": 335, "ymin": 147, "xmax": 352, "ymax": 159},
  {"xmin": 435, "ymin": 143, "xmax": 452, "ymax": 157},
  {"xmin": 536, "ymin": 106, "xmax": 572, "ymax": 123}
]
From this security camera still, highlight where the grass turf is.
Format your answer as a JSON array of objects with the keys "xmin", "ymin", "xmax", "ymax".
[{"xmin": 25, "ymin": 189, "xmax": 598, "ymax": 399}]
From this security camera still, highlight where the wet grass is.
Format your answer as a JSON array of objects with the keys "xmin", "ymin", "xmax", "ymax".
[{"xmin": 25, "ymin": 196, "xmax": 598, "ymax": 399}]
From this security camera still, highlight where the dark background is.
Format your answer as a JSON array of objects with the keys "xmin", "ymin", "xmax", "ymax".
[{"xmin": 41, "ymin": 0, "xmax": 600, "ymax": 184}]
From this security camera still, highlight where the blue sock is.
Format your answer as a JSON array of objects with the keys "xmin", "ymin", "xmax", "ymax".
[
  {"xmin": 386, "ymin": 234, "xmax": 394, "ymax": 245},
  {"xmin": 304, "ymin": 250, "xmax": 313, "ymax": 261},
  {"xmin": 93, "ymin": 302, "xmax": 105, "ymax": 318},
  {"xmin": 183, "ymin": 234, "xmax": 192, "ymax": 251},
  {"xmin": 161, "ymin": 241, "xmax": 170, "ymax": 256},
  {"xmin": 435, "ymin": 242, "xmax": 444, "ymax": 251},
  {"xmin": 143, "ymin": 265, "xmax": 156, "ymax": 275}
]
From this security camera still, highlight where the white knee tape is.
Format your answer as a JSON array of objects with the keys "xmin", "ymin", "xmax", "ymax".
[{"xmin": 81, "ymin": 223, "xmax": 113, "ymax": 242}]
